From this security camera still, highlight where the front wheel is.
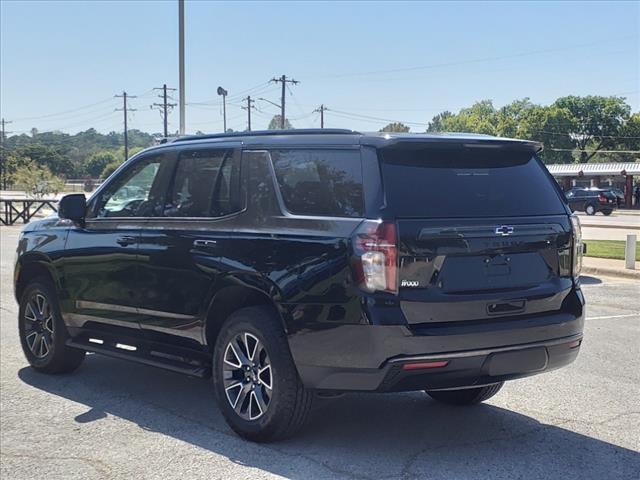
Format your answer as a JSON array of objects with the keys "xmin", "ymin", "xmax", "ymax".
[
  {"xmin": 585, "ymin": 204, "xmax": 596, "ymax": 215},
  {"xmin": 425, "ymin": 382, "xmax": 504, "ymax": 406},
  {"xmin": 602, "ymin": 209, "xmax": 613, "ymax": 216},
  {"xmin": 18, "ymin": 278, "xmax": 85, "ymax": 374},
  {"xmin": 212, "ymin": 306, "xmax": 313, "ymax": 442}
]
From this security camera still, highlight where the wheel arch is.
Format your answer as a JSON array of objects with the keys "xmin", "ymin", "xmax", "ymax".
[
  {"xmin": 203, "ymin": 283, "xmax": 287, "ymax": 352},
  {"xmin": 15, "ymin": 254, "xmax": 59, "ymax": 302}
]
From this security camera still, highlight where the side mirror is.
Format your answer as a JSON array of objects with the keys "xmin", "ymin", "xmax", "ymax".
[{"xmin": 58, "ymin": 194, "xmax": 86, "ymax": 223}]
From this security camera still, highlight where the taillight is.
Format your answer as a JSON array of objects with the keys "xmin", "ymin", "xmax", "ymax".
[
  {"xmin": 352, "ymin": 220, "xmax": 398, "ymax": 293},
  {"xmin": 570, "ymin": 215, "xmax": 583, "ymax": 278}
]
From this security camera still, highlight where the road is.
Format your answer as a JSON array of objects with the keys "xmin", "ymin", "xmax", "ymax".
[{"xmin": 1, "ymin": 225, "xmax": 639, "ymax": 480}]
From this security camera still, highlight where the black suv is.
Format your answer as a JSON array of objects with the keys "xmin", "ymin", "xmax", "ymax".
[
  {"xmin": 14, "ymin": 130, "xmax": 585, "ymax": 442},
  {"xmin": 565, "ymin": 187, "xmax": 618, "ymax": 215}
]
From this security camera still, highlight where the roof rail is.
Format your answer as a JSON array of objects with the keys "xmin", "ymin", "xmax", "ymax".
[{"xmin": 171, "ymin": 128, "xmax": 361, "ymax": 143}]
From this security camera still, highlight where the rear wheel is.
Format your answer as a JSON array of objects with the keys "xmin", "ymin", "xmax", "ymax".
[
  {"xmin": 18, "ymin": 278, "xmax": 85, "ymax": 374},
  {"xmin": 602, "ymin": 209, "xmax": 613, "ymax": 216},
  {"xmin": 585, "ymin": 204, "xmax": 596, "ymax": 215},
  {"xmin": 212, "ymin": 306, "xmax": 313, "ymax": 442},
  {"xmin": 425, "ymin": 382, "xmax": 504, "ymax": 406}
]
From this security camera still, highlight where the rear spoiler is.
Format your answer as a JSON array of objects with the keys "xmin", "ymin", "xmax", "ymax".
[{"xmin": 363, "ymin": 136, "xmax": 543, "ymax": 153}]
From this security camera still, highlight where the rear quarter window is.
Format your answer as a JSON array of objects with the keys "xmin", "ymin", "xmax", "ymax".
[
  {"xmin": 270, "ymin": 149, "xmax": 363, "ymax": 217},
  {"xmin": 380, "ymin": 146, "xmax": 566, "ymax": 218}
]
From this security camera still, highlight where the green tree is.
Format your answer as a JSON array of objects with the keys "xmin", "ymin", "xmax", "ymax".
[
  {"xmin": 517, "ymin": 105, "xmax": 576, "ymax": 164},
  {"xmin": 101, "ymin": 160, "xmax": 123, "ymax": 179},
  {"xmin": 84, "ymin": 151, "xmax": 119, "ymax": 177},
  {"xmin": 427, "ymin": 111, "xmax": 453, "ymax": 132},
  {"xmin": 380, "ymin": 122, "xmax": 410, "ymax": 133},
  {"xmin": 268, "ymin": 115, "xmax": 293, "ymax": 130},
  {"xmin": 553, "ymin": 95, "xmax": 631, "ymax": 163},
  {"xmin": 12, "ymin": 159, "xmax": 65, "ymax": 198}
]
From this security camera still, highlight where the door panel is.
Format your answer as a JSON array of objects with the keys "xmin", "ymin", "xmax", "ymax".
[
  {"xmin": 63, "ymin": 221, "xmax": 142, "ymax": 329},
  {"xmin": 62, "ymin": 150, "xmax": 174, "ymax": 332},
  {"xmin": 136, "ymin": 145, "xmax": 242, "ymax": 347}
]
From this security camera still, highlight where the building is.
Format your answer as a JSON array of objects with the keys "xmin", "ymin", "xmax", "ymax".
[{"xmin": 546, "ymin": 162, "xmax": 639, "ymax": 208}]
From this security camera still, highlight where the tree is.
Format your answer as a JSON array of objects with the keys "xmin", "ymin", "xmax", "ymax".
[
  {"xmin": 12, "ymin": 159, "xmax": 65, "ymax": 198},
  {"xmin": 553, "ymin": 96, "xmax": 631, "ymax": 163},
  {"xmin": 84, "ymin": 151, "xmax": 118, "ymax": 177},
  {"xmin": 380, "ymin": 122, "xmax": 410, "ymax": 133},
  {"xmin": 427, "ymin": 111, "xmax": 453, "ymax": 132},
  {"xmin": 517, "ymin": 105, "xmax": 576, "ymax": 164},
  {"xmin": 101, "ymin": 160, "xmax": 123, "ymax": 179},
  {"xmin": 268, "ymin": 115, "xmax": 293, "ymax": 130}
]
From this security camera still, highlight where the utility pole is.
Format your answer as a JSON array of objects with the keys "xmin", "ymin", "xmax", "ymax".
[
  {"xmin": 1, "ymin": 118, "xmax": 13, "ymax": 190},
  {"xmin": 217, "ymin": 87, "xmax": 228, "ymax": 132},
  {"xmin": 314, "ymin": 104, "xmax": 328, "ymax": 128},
  {"xmin": 178, "ymin": 0, "xmax": 185, "ymax": 135},
  {"xmin": 115, "ymin": 92, "xmax": 137, "ymax": 161},
  {"xmin": 241, "ymin": 96, "xmax": 256, "ymax": 131},
  {"xmin": 152, "ymin": 84, "xmax": 177, "ymax": 137},
  {"xmin": 270, "ymin": 75, "xmax": 299, "ymax": 129}
]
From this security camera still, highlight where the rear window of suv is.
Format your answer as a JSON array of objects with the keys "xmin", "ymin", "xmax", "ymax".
[
  {"xmin": 380, "ymin": 146, "xmax": 566, "ymax": 218},
  {"xmin": 270, "ymin": 149, "xmax": 363, "ymax": 217}
]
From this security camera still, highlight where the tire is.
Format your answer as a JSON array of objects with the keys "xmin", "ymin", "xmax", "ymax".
[
  {"xmin": 18, "ymin": 277, "xmax": 85, "ymax": 374},
  {"xmin": 212, "ymin": 305, "xmax": 313, "ymax": 442},
  {"xmin": 426, "ymin": 382, "xmax": 504, "ymax": 406},
  {"xmin": 585, "ymin": 204, "xmax": 596, "ymax": 215},
  {"xmin": 602, "ymin": 209, "xmax": 613, "ymax": 216}
]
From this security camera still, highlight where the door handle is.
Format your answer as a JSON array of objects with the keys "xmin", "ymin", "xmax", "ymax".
[
  {"xmin": 193, "ymin": 239, "xmax": 217, "ymax": 248},
  {"xmin": 117, "ymin": 236, "xmax": 137, "ymax": 247}
]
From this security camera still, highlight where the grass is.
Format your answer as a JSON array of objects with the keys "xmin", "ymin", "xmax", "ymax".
[{"xmin": 583, "ymin": 240, "xmax": 640, "ymax": 261}]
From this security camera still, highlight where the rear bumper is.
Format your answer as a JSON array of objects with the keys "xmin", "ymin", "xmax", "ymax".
[{"xmin": 289, "ymin": 289, "xmax": 585, "ymax": 392}]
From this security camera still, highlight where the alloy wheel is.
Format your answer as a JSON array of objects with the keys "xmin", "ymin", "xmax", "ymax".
[
  {"xmin": 23, "ymin": 292, "xmax": 54, "ymax": 359},
  {"xmin": 222, "ymin": 332, "xmax": 273, "ymax": 421}
]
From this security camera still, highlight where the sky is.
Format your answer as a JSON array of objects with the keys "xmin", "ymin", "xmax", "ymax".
[{"xmin": 1, "ymin": 0, "xmax": 638, "ymax": 136}]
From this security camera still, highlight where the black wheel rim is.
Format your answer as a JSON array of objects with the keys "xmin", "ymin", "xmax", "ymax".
[
  {"xmin": 23, "ymin": 292, "xmax": 54, "ymax": 359},
  {"xmin": 222, "ymin": 332, "xmax": 272, "ymax": 421}
]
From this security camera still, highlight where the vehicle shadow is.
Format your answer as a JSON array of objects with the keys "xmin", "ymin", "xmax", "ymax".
[
  {"xmin": 18, "ymin": 355, "xmax": 639, "ymax": 480},
  {"xmin": 579, "ymin": 275, "xmax": 603, "ymax": 285}
]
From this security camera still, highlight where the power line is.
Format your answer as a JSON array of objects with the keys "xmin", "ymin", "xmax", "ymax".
[
  {"xmin": 548, "ymin": 148, "xmax": 640, "ymax": 154},
  {"xmin": 270, "ymin": 75, "xmax": 299, "ymax": 129},
  {"xmin": 115, "ymin": 91, "xmax": 137, "ymax": 161},
  {"xmin": 319, "ymin": 35, "xmax": 637, "ymax": 79},
  {"xmin": 9, "ymin": 97, "xmax": 116, "ymax": 122}
]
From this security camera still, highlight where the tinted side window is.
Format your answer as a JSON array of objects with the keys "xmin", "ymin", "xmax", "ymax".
[
  {"xmin": 165, "ymin": 148, "xmax": 241, "ymax": 217},
  {"xmin": 95, "ymin": 153, "xmax": 167, "ymax": 218},
  {"xmin": 270, "ymin": 149, "xmax": 363, "ymax": 217}
]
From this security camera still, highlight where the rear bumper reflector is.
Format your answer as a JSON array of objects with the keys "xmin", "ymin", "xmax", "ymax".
[{"xmin": 402, "ymin": 360, "xmax": 449, "ymax": 371}]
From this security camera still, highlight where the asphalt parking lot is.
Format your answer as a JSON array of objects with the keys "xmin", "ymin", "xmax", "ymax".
[{"xmin": 1, "ymin": 225, "xmax": 639, "ymax": 480}]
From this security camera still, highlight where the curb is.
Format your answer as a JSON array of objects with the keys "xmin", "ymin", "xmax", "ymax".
[
  {"xmin": 580, "ymin": 223, "xmax": 640, "ymax": 230},
  {"xmin": 582, "ymin": 265, "xmax": 640, "ymax": 280}
]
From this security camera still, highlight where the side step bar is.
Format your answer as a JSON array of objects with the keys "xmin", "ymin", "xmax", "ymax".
[{"xmin": 66, "ymin": 339, "xmax": 211, "ymax": 378}]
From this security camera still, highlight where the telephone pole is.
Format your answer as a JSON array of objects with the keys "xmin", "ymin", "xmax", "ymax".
[
  {"xmin": 270, "ymin": 75, "xmax": 299, "ymax": 129},
  {"xmin": 152, "ymin": 84, "xmax": 177, "ymax": 138},
  {"xmin": 1, "ymin": 118, "xmax": 13, "ymax": 190},
  {"xmin": 314, "ymin": 104, "xmax": 328, "ymax": 128},
  {"xmin": 178, "ymin": 0, "xmax": 185, "ymax": 135},
  {"xmin": 241, "ymin": 96, "xmax": 256, "ymax": 131},
  {"xmin": 115, "ymin": 92, "xmax": 137, "ymax": 161}
]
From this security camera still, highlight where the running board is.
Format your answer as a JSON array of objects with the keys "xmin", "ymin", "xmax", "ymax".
[{"xmin": 66, "ymin": 339, "xmax": 211, "ymax": 378}]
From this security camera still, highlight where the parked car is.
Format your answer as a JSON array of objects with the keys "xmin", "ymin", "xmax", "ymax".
[
  {"xmin": 14, "ymin": 130, "xmax": 585, "ymax": 442},
  {"xmin": 564, "ymin": 187, "xmax": 618, "ymax": 215}
]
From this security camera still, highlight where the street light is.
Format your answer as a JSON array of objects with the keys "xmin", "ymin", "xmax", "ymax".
[{"xmin": 217, "ymin": 86, "xmax": 228, "ymax": 132}]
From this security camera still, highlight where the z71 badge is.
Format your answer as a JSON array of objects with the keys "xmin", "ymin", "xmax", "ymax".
[{"xmin": 401, "ymin": 280, "xmax": 420, "ymax": 288}]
